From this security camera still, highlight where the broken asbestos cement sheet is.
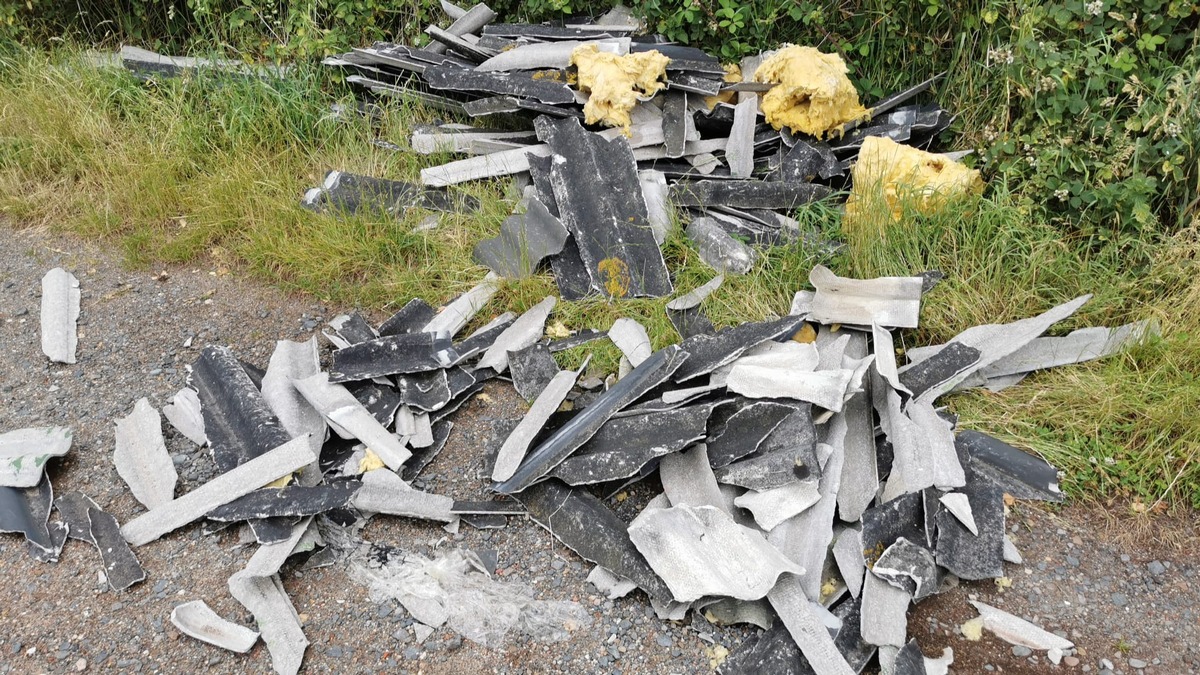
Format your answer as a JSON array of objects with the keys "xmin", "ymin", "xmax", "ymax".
[
  {"xmin": 292, "ymin": 373, "xmax": 411, "ymax": 471},
  {"xmin": 423, "ymin": 272, "xmax": 501, "ymax": 337},
  {"xmin": 491, "ymin": 364, "xmax": 581, "ymax": 483},
  {"xmin": 733, "ymin": 479, "xmax": 821, "ymax": 531},
  {"xmin": 517, "ymin": 479, "xmax": 673, "ymax": 603},
  {"xmin": 627, "ymin": 504, "xmax": 803, "ymax": 603},
  {"xmin": 725, "ymin": 362, "xmax": 859, "ymax": 413},
  {"xmin": 901, "ymin": 294, "xmax": 1091, "ymax": 402},
  {"xmin": 979, "ymin": 320, "xmax": 1150, "ymax": 380},
  {"xmin": 476, "ymin": 296, "xmax": 556, "ymax": 373},
  {"xmin": 120, "ymin": 436, "xmax": 316, "ymax": 547},
  {"xmin": 537, "ymin": 117, "xmax": 672, "ymax": 298},
  {"xmin": 766, "ymin": 574, "xmax": 856, "ymax": 675},
  {"xmin": 808, "ymin": 265, "xmax": 923, "ymax": 329},
  {"xmin": 163, "ymin": 387, "xmax": 207, "ymax": 447},
  {"xmin": 968, "ymin": 600, "xmax": 1074, "ymax": 651},
  {"xmin": 957, "ymin": 430, "xmax": 1063, "ymax": 502},
  {"xmin": 40, "ymin": 267, "xmax": 80, "ymax": 364},
  {"xmin": 608, "ymin": 317, "xmax": 653, "ymax": 366},
  {"xmin": 113, "ymin": 398, "xmax": 177, "ymax": 510},
  {"xmin": 666, "ymin": 274, "xmax": 724, "ymax": 311},
  {"xmin": 352, "ymin": 468, "xmax": 455, "ymax": 522},
  {"xmin": 472, "ymin": 199, "xmax": 569, "ymax": 278},
  {"xmin": 170, "ymin": 599, "xmax": 260, "ymax": 653},
  {"xmin": 551, "ymin": 405, "xmax": 711, "ymax": 486},
  {"xmin": 89, "ymin": 506, "xmax": 147, "ymax": 590},
  {"xmin": 228, "ymin": 519, "xmax": 312, "ymax": 675},
  {"xmin": 494, "ymin": 345, "xmax": 685, "ymax": 493},
  {"xmin": 0, "ymin": 426, "xmax": 72, "ymax": 488}
]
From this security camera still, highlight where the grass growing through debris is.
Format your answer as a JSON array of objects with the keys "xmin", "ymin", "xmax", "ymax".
[{"xmin": 2, "ymin": 46, "xmax": 1200, "ymax": 509}]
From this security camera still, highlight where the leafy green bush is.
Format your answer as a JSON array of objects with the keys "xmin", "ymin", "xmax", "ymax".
[{"xmin": 981, "ymin": 1, "xmax": 1198, "ymax": 241}]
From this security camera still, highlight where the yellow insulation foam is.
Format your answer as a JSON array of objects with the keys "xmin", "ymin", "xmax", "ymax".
[
  {"xmin": 752, "ymin": 46, "xmax": 869, "ymax": 138},
  {"xmin": 844, "ymin": 136, "xmax": 984, "ymax": 228},
  {"xmin": 571, "ymin": 44, "xmax": 670, "ymax": 132}
]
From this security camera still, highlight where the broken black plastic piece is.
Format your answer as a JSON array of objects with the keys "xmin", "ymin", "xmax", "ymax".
[
  {"xmin": 207, "ymin": 482, "xmax": 361, "ymax": 522},
  {"xmin": 956, "ymin": 430, "xmax": 1063, "ymax": 502}
]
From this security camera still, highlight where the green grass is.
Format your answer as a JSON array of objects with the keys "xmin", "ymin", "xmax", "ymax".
[{"xmin": 2, "ymin": 46, "xmax": 1200, "ymax": 509}]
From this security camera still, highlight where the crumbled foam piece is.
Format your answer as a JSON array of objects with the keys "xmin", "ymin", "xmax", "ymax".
[
  {"xmin": 844, "ymin": 136, "xmax": 984, "ymax": 228},
  {"xmin": 752, "ymin": 45, "xmax": 869, "ymax": 137},
  {"xmin": 571, "ymin": 44, "xmax": 669, "ymax": 132}
]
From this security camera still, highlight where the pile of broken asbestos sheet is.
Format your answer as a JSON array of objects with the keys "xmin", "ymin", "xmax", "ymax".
[
  {"xmin": 318, "ymin": 3, "xmax": 964, "ymax": 299},
  {"xmin": 4, "ymin": 261, "xmax": 1151, "ymax": 674}
]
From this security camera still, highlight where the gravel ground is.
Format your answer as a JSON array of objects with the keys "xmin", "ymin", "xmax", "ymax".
[{"xmin": 1, "ymin": 225, "xmax": 1198, "ymax": 674}]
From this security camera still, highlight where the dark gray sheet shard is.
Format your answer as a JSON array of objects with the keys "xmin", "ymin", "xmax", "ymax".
[
  {"xmin": 378, "ymin": 299, "xmax": 437, "ymax": 336},
  {"xmin": 345, "ymin": 380, "xmax": 403, "ymax": 426},
  {"xmin": 445, "ymin": 366, "xmax": 478, "ymax": 399},
  {"xmin": 304, "ymin": 171, "xmax": 476, "ymax": 216},
  {"xmin": 192, "ymin": 346, "xmax": 293, "ymax": 474},
  {"xmin": 528, "ymin": 153, "xmax": 593, "ymax": 300},
  {"xmin": 400, "ymin": 420, "xmax": 454, "ymax": 481},
  {"xmin": 239, "ymin": 360, "xmax": 266, "ymax": 391},
  {"xmin": 55, "ymin": 491, "xmax": 100, "ymax": 543},
  {"xmin": 957, "ymin": 430, "xmax": 1063, "ymax": 502},
  {"xmin": 706, "ymin": 401, "xmax": 798, "ymax": 468},
  {"xmin": 424, "ymin": 26, "xmax": 495, "ymax": 61},
  {"xmin": 495, "ymin": 345, "xmax": 688, "ymax": 493},
  {"xmin": 663, "ymin": 91, "xmax": 688, "ymax": 158},
  {"xmin": 670, "ymin": 180, "xmax": 831, "ymax": 210},
  {"xmin": 394, "ymin": 369, "xmax": 453, "ymax": 412},
  {"xmin": 551, "ymin": 405, "xmax": 713, "ymax": 485},
  {"xmin": 431, "ymin": 380, "xmax": 487, "ymax": 423},
  {"xmin": 548, "ymin": 329, "xmax": 608, "ymax": 352},
  {"xmin": 672, "ymin": 315, "xmax": 806, "ymax": 383},
  {"xmin": 331, "ymin": 312, "xmax": 377, "ymax": 345},
  {"xmin": 921, "ymin": 488, "xmax": 941, "ymax": 549},
  {"xmin": 450, "ymin": 315, "xmax": 516, "ymax": 365},
  {"xmin": 35, "ymin": 521, "xmax": 68, "ymax": 563},
  {"xmin": 830, "ymin": 596, "xmax": 876, "ymax": 673},
  {"xmin": 422, "ymin": 65, "xmax": 575, "ymax": 105},
  {"xmin": 935, "ymin": 479, "xmax": 1005, "ymax": 581},
  {"xmin": 536, "ymin": 117, "xmax": 672, "ymax": 298},
  {"xmin": 714, "ymin": 406, "xmax": 820, "ymax": 491},
  {"xmin": 864, "ymin": 74, "xmax": 943, "ymax": 121},
  {"xmin": 207, "ymin": 482, "xmax": 361, "ymax": 522},
  {"xmin": 329, "ymin": 332, "xmax": 452, "ymax": 382},
  {"xmin": 872, "ymin": 537, "xmax": 941, "ymax": 601},
  {"xmin": 87, "ymin": 507, "xmax": 146, "ymax": 591},
  {"xmin": 666, "ymin": 72, "xmax": 724, "ymax": 96},
  {"xmin": 0, "ymin": 478, "xmax": 54, "ymax": 557},
  {"xmin": 668, "ymin": 305, "xmax": 715, "ymax": 339},
  {"xmin": 774, "ymin": 140, "xmax": 843, "ymax": 182},
  {"xmin": 861, "ymin": 492, "xmax": 926, "ymax": 566},
  {"xmin": 464, "ymin": 95, "xmax": 583, "ymax": 119},
  {"xmin": 473, "ymin": 198, "xmax": 570, "ymax": 278},
  {"xmin": 720, "ymin": 622, "xmax": 814, "ymax": 675},
  {"xmin": 893, "ymin": 640, "xmax": 928, "ymax": 675},
  {"xmin": 481, "ymin": 23, "xmax": 632, "ymax": 39},
  {"xmin": 508, "ymin": 342, "xmax": 560, "ymax": 402},
  {"xmin": 450, "ymin": 500, "xmax": 525, "ymax": 515},
  {"xmin": 461, "ymin": 513, "xmax": 508, "ymax": 529},
  {"xmin": 898, "ymin": 342, "xmax": 982, "ymax": 400},
  {"xmin": 516, "ymin": 479, "xmax": 673, "ymax": 603}
]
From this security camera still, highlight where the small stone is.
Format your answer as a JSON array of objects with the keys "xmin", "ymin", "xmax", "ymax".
[
  {"xmin": 403, "ymin": 647, "xmax": 421, "ymax": 661},
  {"xmin": 656, "ymin": 634, "xmax": 673, "ymax": 648},
  {"xmin": 1064, "ymin": 656, "xmax": 1080, "ymax": 667},
  {"xmin": 1013, "ymin": 645, "xmax": 1033, "ymax": 657},
  {"xmin": 1111, "ymin": 593, "xmax": 1128, "ymax": 607},
  {"xmin": 1101, "ymin": 658, "xmax": 1114, "ymax": 670},
  {"xmin": 1148, "ymin": 561, "xmax": 1166, "ymax": 575},
  {"xmin": 75, "ymin": 659, "xmax": 87, "ymax": 672},
  {"xmin": 1129, "ymin": 658, "xmax": 1147, "ymax": 669}
]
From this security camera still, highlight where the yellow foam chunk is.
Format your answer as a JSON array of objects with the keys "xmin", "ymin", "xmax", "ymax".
[
  {"xmin": 961, "ymin": 616, "xmax": 984, "ymax": 641},
  {"xmin": 264, "ymin": 474, "xmax": 293, "ymax": 489},
  {"xmin": 571, "ymin": 44, "xmax": 669, "ymax": 133},
  {"xmin": 752, "ymin": 46, "xmax": 869, "ymax": 138},
  {"xmin": 844, "ymin": 136, "xmax": 984, "ymax": 229},
  {"xmin": 359, "ymin": 448, "xmax": 386, "ymax": 473}
]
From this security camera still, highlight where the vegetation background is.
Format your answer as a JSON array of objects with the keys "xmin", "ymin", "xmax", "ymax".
[{"xmin": 0, "ymin": 1, "xmax": 1196, "ymax": 507}]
